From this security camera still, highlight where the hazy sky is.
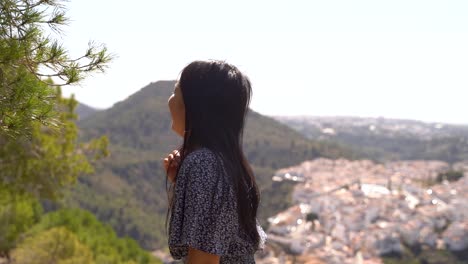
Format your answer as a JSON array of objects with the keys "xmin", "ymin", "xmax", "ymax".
[{"xmin": 59, "ymin": 0, "xmax": 468, "ymax": 124}]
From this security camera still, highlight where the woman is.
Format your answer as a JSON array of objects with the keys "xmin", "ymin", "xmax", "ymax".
[{"xmin": 164, "ymin": 60, "xmax": 267, "ymax": 263}]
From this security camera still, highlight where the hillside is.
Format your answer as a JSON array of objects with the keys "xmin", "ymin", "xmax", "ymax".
[
  {"xmin": 274, "ymin": 116, "xmax": 468, "ymax": 164},
  {"xmin": 63, "ymin": 81, "xmax": 360, "ymax": 250},
  {"xmin": 76, "ymin": 102, "xmax": 100, "ymax": 120}
]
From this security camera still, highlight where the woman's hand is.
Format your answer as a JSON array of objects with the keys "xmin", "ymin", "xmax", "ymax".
[{"xmin": 163, "ymin": 150, "xmax": 181, "ymax": 183}]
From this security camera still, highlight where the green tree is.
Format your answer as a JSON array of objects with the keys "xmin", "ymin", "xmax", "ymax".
[
  {"xmin": 11, "ymin": 227, "xmax": 95, "ymax": 264},
  {"xmin": 0, "ymin": 83, "xmax": 109, "ymax": 200},
  {"xmin": 0, "ymin": 0, "xmax": 111, "ymax": 260},
  {"xmin": 0, "ymin": 186, "xmax": 42, "ymax": 256},
  {"xmin": 0, "ymin": 85, "xmax": 109, "ymax": 257},
  {"xmin": 0, "ymin": 0, "xmax": 111, "ymax": 199},
  {"xmin": 28, "ymin": 208, "xmax": 160, "ymax": 264},
  {"xmin": 0, "ymin": 0, "xmax": 112, "ymax": 138}
]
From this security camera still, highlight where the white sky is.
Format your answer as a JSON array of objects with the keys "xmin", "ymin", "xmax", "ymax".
[{"xmin": 60, "ymin": 0, "xmax": 468, "ymax": 124}]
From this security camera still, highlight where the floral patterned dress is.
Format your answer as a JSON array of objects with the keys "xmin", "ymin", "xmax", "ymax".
[{"xmin": 168, "ymin": 148, "xmax": 267, "ymax": 263}]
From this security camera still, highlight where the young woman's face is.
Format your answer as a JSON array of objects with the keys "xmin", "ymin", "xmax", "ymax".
[{"xmin": 168, "ymin": 82, "xmax": 185, "ymax": 137}]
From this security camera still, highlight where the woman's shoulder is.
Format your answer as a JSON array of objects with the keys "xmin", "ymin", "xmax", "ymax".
[
  {"xmin": 183, "ymin": 147, "xmax": 218, "ymax": 164},
  {"xmin": 178, "ymin": 147, "xmax": 225, "ymax": 184},
  {"xmin": 180, "ymin": 147, "xmax": 227, "ymax": 173}
]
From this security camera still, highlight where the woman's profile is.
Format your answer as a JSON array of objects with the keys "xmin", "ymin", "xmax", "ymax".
[{"xmin": 164, "ymin": 60, "xmax": 267, "ymax": 263}]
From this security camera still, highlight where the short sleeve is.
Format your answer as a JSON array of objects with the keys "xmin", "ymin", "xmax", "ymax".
[{"xmin": 168, "ymin": 149, "xmax": 238, "ymax": 259}]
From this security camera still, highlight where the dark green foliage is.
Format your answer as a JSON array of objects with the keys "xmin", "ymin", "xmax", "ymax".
[
  {"xmin": 306, "ymin": 212, "xmax": 319, "ymax": 222},
  {"xmin": 420, "ymin": 170, "xmax": 464, "ymax": 187},
  {"xmin": 67, "ymin": 81, "xmax": 360, "ymax": 249},
  {"xmin": 436, "ymin": 170, "xmax": 464, "ymax": 183},
  {"xmin": 382, "ymin": 246, "xmax": 468, "ymax": 264}
]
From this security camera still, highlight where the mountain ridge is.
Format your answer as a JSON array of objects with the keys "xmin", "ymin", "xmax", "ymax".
[
  {"xmin": 76, "ymin": 102, "xmax": 100, "ymax": 120},
  {"xmin": 274, "ymin": 115, "xmax": 468, "ymax": 163}
]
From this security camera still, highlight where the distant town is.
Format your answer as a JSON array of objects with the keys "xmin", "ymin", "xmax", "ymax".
[{"xmin": 256, "ymin": 158, "xmax": 468, "ymax": 264}]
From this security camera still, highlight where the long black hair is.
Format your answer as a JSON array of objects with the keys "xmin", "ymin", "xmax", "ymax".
[{"xmin": 166, "ymin": 60, "xmax": 261, "ymax": 248}]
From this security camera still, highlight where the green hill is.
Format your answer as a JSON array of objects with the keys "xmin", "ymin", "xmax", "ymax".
[{"xmin": 63, "ymin": 81, "xmax": 360, "ymax": 250}]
